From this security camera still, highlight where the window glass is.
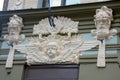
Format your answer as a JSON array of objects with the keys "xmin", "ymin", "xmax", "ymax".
[
  {"xmin": 42, "ymin": 0, "xmax": 110, "ymax": 8},
  {"xmin": 42, "ymin": 0, "xmax": 63, "ymax": 8},
  {"xmin": 0, "ymin": 0, "xmax": 4, "ymax": 11},
  {"xmin": 66, "ymin": 0, "xmax": 80, "ymax": 5},
  {"xmin": 66, "ymin": 0, "xmax": 110, "ymax": 5},
  {"xmin": 50, "ymin": 0, "xmax": 62, "ymax": 7}
]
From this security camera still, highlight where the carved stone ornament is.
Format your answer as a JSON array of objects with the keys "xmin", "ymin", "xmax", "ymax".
[
  {"xmin": 4, "ymin": 15, "xmax": 25, "ymax": 68},
  {"xmin": 13, "ymin": 0, "xmax": 23, "ymax": 10},
  {"xmin": 33, "ymin": 16, "xmax": 79, "ymax": 38},
  {"xmin": 15, "ymin": 16, "xmax": 99, "ymax": 65},
  {"xmin": 91, "ymin": 6, "xmax": 117, "ymax": 40},
  {"xmin": 91, "ymin": 6, "xmax": 117, "ymax": 67}
]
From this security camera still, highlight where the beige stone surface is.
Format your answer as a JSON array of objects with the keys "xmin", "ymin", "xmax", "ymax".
[
  {"xmin": 24, "ymin": 0, "xmax": 38, "ymax": 9},
  {"xmin": 7, "ymin": 0, "xmax": 38, "ymax": 10},
  {"xmin": 7, "ymin": 0, "xmax": 16, "ymax": 10}
]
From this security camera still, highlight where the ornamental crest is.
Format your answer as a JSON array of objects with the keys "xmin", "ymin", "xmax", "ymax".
[{"xmin": 15, "ymin": 16, "xmax": 99, "ymax": 65}]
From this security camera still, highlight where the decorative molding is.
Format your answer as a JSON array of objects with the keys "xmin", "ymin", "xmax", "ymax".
[
  {"xmin": 15, "ymin": 16, "xmax": 99, "ymax": 65},
  {"xmin": 4, "ymin": 15, "xmax": 25, "ymax": 68},
  {"xmin": 91, "ymin": 6, "xmax": 117, "ymax": 67}
]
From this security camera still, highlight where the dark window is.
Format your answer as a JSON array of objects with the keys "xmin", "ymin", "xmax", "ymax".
[{"xmin": 24, "ymin": 65, "xmax": 79, "ymax": 80}]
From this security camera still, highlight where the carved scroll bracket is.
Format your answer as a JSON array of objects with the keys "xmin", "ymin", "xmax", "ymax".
[{"xmin": 91, "ymin": 6, "xmax": 117, "ymax": 67}]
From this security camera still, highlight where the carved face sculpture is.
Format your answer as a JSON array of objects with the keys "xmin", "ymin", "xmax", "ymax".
[
  {"xmin": 94, "ymin": 6, "xmax": 113, "ymax": 40},
  {"xmin": 95, "ymin": 13, "xmax": 110, "ymax": 31},
  {"xmin": 46, "ymin": 42, "xmax": 59, "ymax": 59},
  {"xmin": 8, "ymin": 15, "xmax": 22, "ymax": 35},
  {"xmin": 8, "ymin": 27, "xmax": 20, "ymax": 35},
  {"xmin": 95, "ymin": 17, "xmax": 110, "ymax": 39}
]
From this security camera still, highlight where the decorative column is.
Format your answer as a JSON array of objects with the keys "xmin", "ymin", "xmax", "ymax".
[
  {"xmin": 4, "ymin": 15, "xmax": 25, "ymax": 69},
  {"xmin": 91, "ymin": 6, "xmax": 117, "ymax": 67}
]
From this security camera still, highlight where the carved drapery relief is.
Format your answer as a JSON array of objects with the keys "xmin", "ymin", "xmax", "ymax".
[
  {"xmin": 15, "ymin": 16, "xmax": 99, "ymax": 65},
  {"xmin": 4, "ymin": 15, "xmax": 25, "ymax": 68},
  {"xmin": 91, "ymin": 6, "xmax": 117, "ymax": 67}
]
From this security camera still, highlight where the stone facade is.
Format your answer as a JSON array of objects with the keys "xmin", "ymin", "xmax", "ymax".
[
  {"xmin": 24, "ymin": 0, "xmax": 38, "ymax": 9},
  {"xmin": 7, "ymin": 0, "xmax": 38, "ymax": 10},
  {"xmin": 7, "ymin": 0, "xmax": 110, "ymax": 10},
  {"xmin": 0, "ymin": 1, "xmax": 120, "ymax": 80}
]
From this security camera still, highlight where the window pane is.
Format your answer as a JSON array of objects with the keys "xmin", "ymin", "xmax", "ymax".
[
  {"xmin": 66, "ymin": 0, "xmax": 110, "ymax": 5},
  {"xmin": 66, "ymin": 0, "xmax": 80, "ymax": 5},
  {"xmin": 50, "ymin": 0, "xmax": 62, "ymax": 7}
]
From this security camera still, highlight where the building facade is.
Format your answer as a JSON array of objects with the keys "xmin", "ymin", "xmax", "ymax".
[{"xmin": 0, "ymin": 0, "xmax": 120, "ymax": 80}]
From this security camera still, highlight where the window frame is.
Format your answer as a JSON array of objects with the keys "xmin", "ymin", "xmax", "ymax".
[{"xmin": 24, "ymin": 64, "xmax": 79, "ymax": 80}]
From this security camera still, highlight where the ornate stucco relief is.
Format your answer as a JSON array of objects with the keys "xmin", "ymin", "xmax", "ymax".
[
  {"xmin": 33, "ymin": 16, "xmax": 78, "ymax": 39},
  {"xmin": 15, "ymin": 16, "xmax": 99, "ymax": 65},
  {"xmin": 8, "ymin": 0, "xmax": 24, "ymax": 10},
  {"xmin": 91, "ymin": 6, "xmax": 117, "ymax": 40},
  {"xmin": 4, "ymin": 15, "xmax": 25, "ymax": 68},
  {"xmin": 91, "ymin": 6, "xmax": 117, "ymax": 67}
]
